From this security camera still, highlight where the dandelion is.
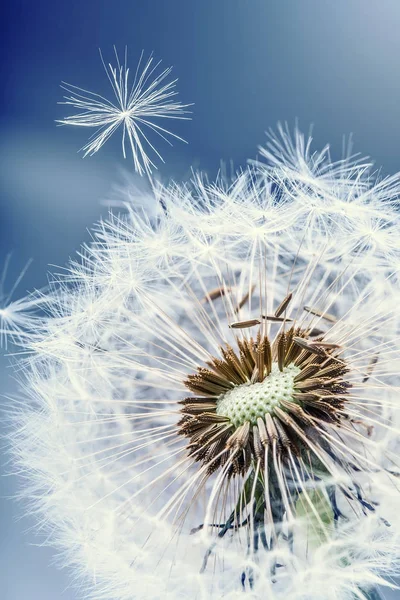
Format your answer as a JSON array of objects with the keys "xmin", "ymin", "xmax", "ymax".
[
  {"xmin": 0, "ymin": 255, "xmax": 42, "ymax": 348},
  {"xmin": 10, "ymin": 131, "xmax": 400, "ymax": 599},
  {"xmin": 57, "ymin": 47, "xmax": 191, "ymax": 177}
]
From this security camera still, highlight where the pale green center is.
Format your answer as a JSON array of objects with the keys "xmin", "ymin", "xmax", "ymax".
[{"xmin": 216, "ymin": 363, "xmax": 300, "ymax": 427}]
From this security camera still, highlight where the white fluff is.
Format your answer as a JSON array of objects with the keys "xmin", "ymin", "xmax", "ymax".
[
  {"xmin": 57, "ymin": 47, "xmax": 191, "ymax": 177},
  {"xmin": 10, "ymin": 130, "xmax": 400, "ymax": 599}
]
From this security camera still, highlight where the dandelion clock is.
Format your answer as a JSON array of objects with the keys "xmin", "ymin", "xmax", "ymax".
[{"xmin": 9, "ymin": 52, "xmax": 400, "ymax": 600}]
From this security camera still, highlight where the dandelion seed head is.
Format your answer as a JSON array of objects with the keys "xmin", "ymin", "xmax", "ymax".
[{"xmin": 9, "ymin": 129, "xmax": 400, "ymax": 599}]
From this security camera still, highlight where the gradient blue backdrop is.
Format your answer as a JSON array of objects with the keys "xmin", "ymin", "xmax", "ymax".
[{"xmin": 2, "ymin": 1, "xmax": 400, "ymax": 598}]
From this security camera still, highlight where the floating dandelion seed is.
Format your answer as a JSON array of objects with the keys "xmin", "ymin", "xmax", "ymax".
[
  {"xmin": 57, "ymin": 47, "xmax": 191, "ymax": 176},
  {"xmin": 0, "ymin": 255, "xmax": 41, "ymax": 348},
  {"xmin": 10, "ymin": 131, "xmax": 400, "ymax": 600}
]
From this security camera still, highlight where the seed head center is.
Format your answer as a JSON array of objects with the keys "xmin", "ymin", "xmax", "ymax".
[{"xmin": 216, "ymin": 363, "xmax": 300, "ymax": 428}]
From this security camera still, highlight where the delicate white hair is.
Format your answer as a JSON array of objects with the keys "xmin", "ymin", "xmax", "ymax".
[{"xmin": 10, "ymin": 129, "xmax": 400, "ymax": 600}]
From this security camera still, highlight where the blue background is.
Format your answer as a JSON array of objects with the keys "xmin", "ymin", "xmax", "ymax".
[{"xmin": 1, "ymin": 1, "xmax": 400, "ymax": 598}]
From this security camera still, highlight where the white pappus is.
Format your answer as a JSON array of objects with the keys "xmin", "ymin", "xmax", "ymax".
[
  {"xmin": 9, "ymin": 129, "xmax": 400, "ymax": 600},
  {"xmin": 57, "ymin": 47, "xmax": 191, "ymax": 177}
]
